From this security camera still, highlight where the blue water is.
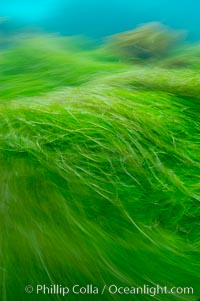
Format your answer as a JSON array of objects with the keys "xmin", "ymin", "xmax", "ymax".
[{"xmin": 0, "ymin": 0, "xmax": 200, "ymax": 40}]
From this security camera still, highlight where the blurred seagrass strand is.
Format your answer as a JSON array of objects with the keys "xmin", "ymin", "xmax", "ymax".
[
  {"xmin": 0, "ymin": 82, "xmax": 199, "ymax": 300},
  {"xmin": 105, "ymin": 22, "xmax": 185, "ymax": 62},
  {"xmin": 0, "ymin": 25, "xmax": 199, "ymax": 300},
  {"xmin": 0, "ymin": 33, "xmax": 127, "ymax": 100},
  {"xmin": 0, "ymin": 29, "xmax": 200, "ymax": 102}
]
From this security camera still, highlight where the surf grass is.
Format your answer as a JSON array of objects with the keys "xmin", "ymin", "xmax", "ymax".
[
  {"xmin": 98, "ymin": 67, "xmax": 200, "ymax": 102},
  {"xmin": 0, "ymin": 32, "xmax": 199, "ymax": 300},
  {"xmin": 1, "ymin": 33, "xmax": 200, "ymax": 102},
  {"xmin": 160, "ymin": 44, "xmax": 200, "ymax": 70},
  {"xmin": 0, "ymin": 83, "xmax": 199, "ymax": 300},
  {"xmin": 0, "ymin": 34, "xmax": 127, "ymax": 100}
]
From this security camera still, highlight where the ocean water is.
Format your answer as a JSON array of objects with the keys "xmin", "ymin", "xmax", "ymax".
[{"xmin": 0, "ymin": 0, "xmax": 200, "ymax": 40}]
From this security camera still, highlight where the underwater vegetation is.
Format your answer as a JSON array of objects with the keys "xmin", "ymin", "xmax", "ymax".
[
  {"xmin": 0, "ymin": 34, "xmax": 127, "ymax": 99},
  {"xmin": 0, "ymin": 23, "xmax": 199, "ymax": 300},
  {"xmin": 105, "ymin": 22, "xmax": 184, "ymax": 62}
]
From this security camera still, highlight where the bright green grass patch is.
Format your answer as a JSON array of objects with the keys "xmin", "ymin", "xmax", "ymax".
[
  {"xmin": 0, "ymin": 85, "xmax": 199, "ymax": 300},
  {"xmin": 98, "ymin": 67, "xmax": 200, "ymax": 101},
  {"xmin": 0, "ymin": 32, "xmax": 199, "ymax": 301},
  {"xmin": 0, "ymin": 33, "xmax": 200, "ymax": 104},
  {"xmin": 0, "ymin": 34, "xmax": 127, "ymax": 100}
]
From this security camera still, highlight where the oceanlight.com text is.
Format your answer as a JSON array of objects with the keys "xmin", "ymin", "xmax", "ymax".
[{"xmin": 25, "ymin": 284, "xmax": 194, "ymax": 297}]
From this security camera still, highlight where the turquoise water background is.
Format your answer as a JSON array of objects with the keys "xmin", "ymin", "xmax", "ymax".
[{"xmin": 0, "ymin": 0, "xmax": 200, "ymax": 40}]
